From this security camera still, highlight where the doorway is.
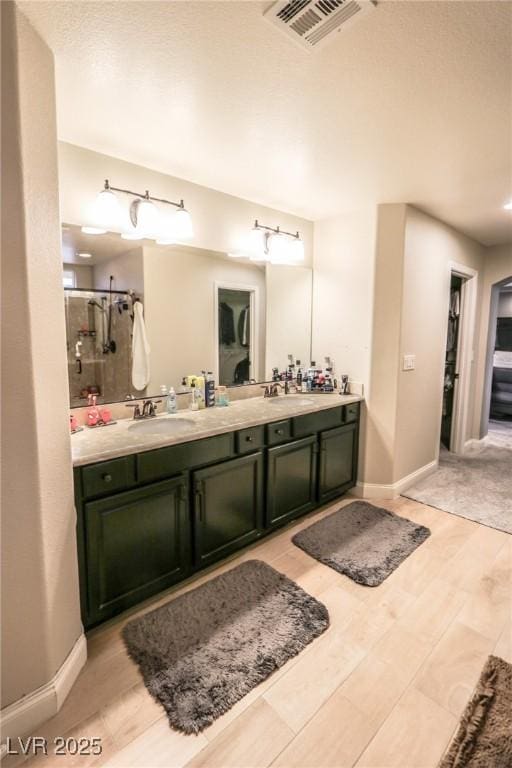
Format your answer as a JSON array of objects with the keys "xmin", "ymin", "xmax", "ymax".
[
  {"xmin": 481, "ymin": 276, "xmax": 512, "ymax": 442},
  {"xmin": 439, "ymin": 263, "xmax": 478, "ymax": 455},
  {"xmin": 215, "ymin": 284, "xmax": 258, "ymax": 386},
  {"xmin": 441, "ymin": 274, "xmax": 462, "ymax": 449}
]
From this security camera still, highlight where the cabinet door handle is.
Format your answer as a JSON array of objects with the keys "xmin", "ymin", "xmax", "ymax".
[
  {"xmin": 195, "ymin": 484, "xmax": 204, "ymax": 522},
  {"xmin": 275, "ymin": 429, "xmax": 284, "ymax": 436},
  {"xmin": 246, "ymin": 435, "xmax": 254, "ymax": 442},
  {"xmin": 102, "ymin": 474, "xmax": 112, "ymax": 483}
]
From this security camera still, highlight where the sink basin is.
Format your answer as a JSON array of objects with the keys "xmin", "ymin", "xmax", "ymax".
[
  {"xmin": 128, "ymin": 417, "xmax": 195, "ymax": 435},
  {"xmin": 266, "ymin": 397, "xmax": 315, "ymax": 407}
]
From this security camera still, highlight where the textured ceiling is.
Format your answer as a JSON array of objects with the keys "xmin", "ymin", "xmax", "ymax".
[{"xmin": 19, "ymin": 0, "xmax": 512, "ymax": 245}]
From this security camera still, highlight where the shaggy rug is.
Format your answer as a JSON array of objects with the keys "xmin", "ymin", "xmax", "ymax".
[
  {"xmin": 122, "ymin": 560, "xmax": 329, "ymax": 734},
  {"xmin": 439, "ymin": 655, "xmax": 512, "ymax": 768},
  {"xmin": 292, "ymin": 501, "xmax": 430, "ymax": 587},
  {"xmin": 403, "ymin": 429, "xmax": 512, "ymax": 534}
]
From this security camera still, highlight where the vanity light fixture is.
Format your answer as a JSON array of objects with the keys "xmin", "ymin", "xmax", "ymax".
[
  {"xmin": 504, "ymin": 200, "xmax": 512, "ymax": 211},
  {"xmin": 77, "ymin": 252, "xmax": 92, "ymax": 259},
  {"xmin": 250, "ymin": 220, "xmax": 305, "ymax": 264},
  {"xmin": 82, "ymin": 179, "xmax": 193, "ymax": 242}
]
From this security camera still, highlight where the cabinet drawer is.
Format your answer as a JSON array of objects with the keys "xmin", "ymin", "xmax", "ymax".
[
  {"xmin": 236, "ymin": 426, "xmax": 265, "ymax": 454},
  {"xmin": 137, "ymin": 432, "xmax": 234, "ymax": 483},
  {"xmin": 266, "ymin": 419, "xmax": 292, "ymax": 446},
  {"xmin": 343, "ymin": 402, "xmax": 360, "ymax": 423},
  {"xmin": 292, "ymin": 406, "xmax": 343, "ymax": 438},
  {"xmin": 81, "ymin": 457, "xmax": 135, "ymax": 498}
]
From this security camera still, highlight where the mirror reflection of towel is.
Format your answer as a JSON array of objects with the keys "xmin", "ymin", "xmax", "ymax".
[
  {"xmin": 132, "ymin": 301, "xmax": 150, "ymax": 390},
  {"xmin": 220, "ymin": 302, "xmax": 235, "ymax": 345},
  {"xmin": 238, "ymin": 305, "xmax": 250, "ymax": 347}
]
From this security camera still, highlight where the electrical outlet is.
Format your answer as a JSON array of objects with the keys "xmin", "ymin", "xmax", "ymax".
[{"xmin": 403, "ymin": 354, "xmax": 415, "ymax": 371}]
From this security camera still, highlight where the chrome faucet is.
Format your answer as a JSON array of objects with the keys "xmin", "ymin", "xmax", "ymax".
[
  {"xmin": 125, "ymin": 399, "xmax": 162, "ymax": 419},
  {"xmin": 142, "ymin": 399, "xmax": 161, "ymax": 417},
  {"xmin": 262, "ymin": 383, "xmax": 283, "ymax": 398}
]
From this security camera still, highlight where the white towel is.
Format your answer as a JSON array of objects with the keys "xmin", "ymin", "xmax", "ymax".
[{"xmin": 132, "ymin": 302, "xmax": 150, "ymax": 390}]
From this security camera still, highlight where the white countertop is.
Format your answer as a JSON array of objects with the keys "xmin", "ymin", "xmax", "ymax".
[{"xmin": 72, "ymin": 393, "xmax": 363, "ymax": 467}]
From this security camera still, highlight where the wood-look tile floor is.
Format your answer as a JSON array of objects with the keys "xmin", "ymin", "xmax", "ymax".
[{"xmin": 12, "ymin": 497, "xmax": 511, "ymax": 768}]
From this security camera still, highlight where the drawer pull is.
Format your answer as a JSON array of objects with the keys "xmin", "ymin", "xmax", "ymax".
[
  {"xmin": 102, "ymin": 474, "xmax": 112, "ymax": 483},
  {"xmin": 246, "ymin": 436, "xmax": 254, "ymax": 442},
  {"xmin": 275, "ymin": 429, "xmax": 284, "ymax": 436}
]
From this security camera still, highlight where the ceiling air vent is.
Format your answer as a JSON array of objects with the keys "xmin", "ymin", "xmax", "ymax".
[{"xmin": 264, "ymin": 0, "xmax": 376, "ymax": 52}]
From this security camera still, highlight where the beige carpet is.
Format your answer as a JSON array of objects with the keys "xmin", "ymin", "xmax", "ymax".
[
  {"xmin": 403, "ymin": 423, "xmax": 512, "ymax": 534},
  {"xmin": 439, "ymin": 655, "xmax": 512, "ymax": 768}
]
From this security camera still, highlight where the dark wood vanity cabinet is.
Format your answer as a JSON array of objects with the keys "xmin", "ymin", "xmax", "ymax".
[
  {"xmin": 74, "ymin": 402, "xmax": 360, "ymax": 628},
  {"xmin": 318, "ymin": 422, "xmax": 358, "ymax": 503},
  {"xmin": 193, "ymin": 452, "xmax": 264, "ymax": 569},
  {"xmin": 82, "ymin": 476, "xmax": 190, "ymax": 626},
  {"xmin": 266, "ymin": 436, "xmax": 318, "ymax": 529}
]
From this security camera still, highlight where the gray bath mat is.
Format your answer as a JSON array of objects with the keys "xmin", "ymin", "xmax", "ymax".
[
  {"xmin": 122, "ymin": 559, "xmax": 329, "ymax": 734},
  {"xmin": 292, "ymin": 501, "xmax": 431, "ymax": 586}
]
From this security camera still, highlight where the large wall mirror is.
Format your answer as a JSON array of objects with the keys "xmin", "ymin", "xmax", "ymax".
[{"xmin": 62, "ymin": 225, "xmax": 313, "ymax": 406}]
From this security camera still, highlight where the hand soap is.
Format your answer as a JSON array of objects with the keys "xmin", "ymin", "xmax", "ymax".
[{"xmin": 167, "ymin": 386, "xmax": 178, "ymax": 414}]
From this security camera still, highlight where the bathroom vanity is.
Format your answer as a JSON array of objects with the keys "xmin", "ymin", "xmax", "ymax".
[{"xmin": 72, "ymin": 394, "xmax": 361, "ymax": 628}]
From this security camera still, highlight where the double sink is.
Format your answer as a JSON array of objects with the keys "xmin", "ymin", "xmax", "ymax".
[{"xmin": 128, "ymin": 396, "xmax": 315, "ymax": 436}]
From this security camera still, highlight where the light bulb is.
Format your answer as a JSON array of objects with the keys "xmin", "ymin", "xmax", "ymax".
[
  {"xmin": 133, "ymin": 198, "xmax": 159, "ymax": 237},
  {"xmin": 249, "ymin": 226, "xmax": 266, "ymax": 259},
  {"xmin": 81, "ymin": 226, "xmax": 106, "ymax": 235},
  {"xmin": 171, "ymin": 207, "xmax": 193, "ymax": 240},
  {"xmin": 504, "ymin": 200, "xmax": 512, "ymax": 211},
  {"xmin": 289, "ymin": 236, "xmax": 305, "ymax": 262},
  {"xmin": 121, "ymin": 230, "xmax": 144, "ymax": 241},
  {"xmin": 93, "ymin": 188, "xmax": 123, "ymax": 230},
  {"xmin": 269, "ymin": 232, "xmax": 291, "ymax": 264}
]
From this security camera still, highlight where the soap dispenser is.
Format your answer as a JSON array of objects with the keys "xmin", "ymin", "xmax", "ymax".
[{"xmin": 167, "ymin": 386, "xmax": 178, "ymax": 414}]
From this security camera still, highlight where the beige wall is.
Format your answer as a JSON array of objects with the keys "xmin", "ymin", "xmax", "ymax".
[
  {"xmin": 1, "ymin": 1, "xmax": 82, "ymax": 712},
  {"xmin": 311, "ymin": 207, "xmax": 377, "ymax": 388},
  {"xmin": 363, "ymin": 205, "xmax": 485, "ymax": 486},
  {"xmin": 93, "ymin": 247, "xmax": 144, "ymax": 295},
  {"xmin": 394, "ymin": 207, "xmax": 484, "ymax": 480},
  {"xmin": 63, "ymin": 262, "xmax": 93, "ymax": 289},
  {"xmin": 265, "ymin": 265, "xmax": 312, "ymax": 378},
  {"xmin": 58, "ymin": 143, "xmax": 314, "ymax": 267},
  {"xmin": 142, "ymin": 246, "xmax": 266, "ymax": 392}
]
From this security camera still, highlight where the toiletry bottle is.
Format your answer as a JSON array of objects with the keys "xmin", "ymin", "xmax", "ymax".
[
  {"xmin": 205, "ymin": 372, "xmax": 215, "ymax": 407},
  {"xmin": 190, "ymin": 382, "xmax": 199, "ymax": 411},
  {"xmin": 196, "ymin": 375, "xmax": 206, "ymax": 409},
  {"xmin": 296, "ymin": 360, "xmax": 302, "ymax": 387},
  {"xmin": 100, "ymin": 406, "xmax": 112, "ymax": 424},
  {"xmin": 87, "ymin": 394, "xmax": 100, "ymax": 427},
  {"xmin": 217, "ymin": 385, "xmax": 229, "ymax": 406},
  {"xmin": 167, "ymin": 386, "xmax": 178, "ymax": 414}
]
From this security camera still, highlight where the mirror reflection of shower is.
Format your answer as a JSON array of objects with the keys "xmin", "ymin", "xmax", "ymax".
[{"xmin": 64, "ymin": 288, "xmax": 138, "ymax": 407}]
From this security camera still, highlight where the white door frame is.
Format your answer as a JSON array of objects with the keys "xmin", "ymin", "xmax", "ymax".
[
  {"xmin": 446, "ymin": 261, "xmax": 478, "ymax": 454},
  {"xmin": 214, "ymin": 281, "xmax": 259, "ymax": 385}
]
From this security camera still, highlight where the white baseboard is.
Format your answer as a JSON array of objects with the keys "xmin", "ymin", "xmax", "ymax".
[
  {"xmin": 0, "ymin": 633, "xmax": 87, "ymax": 744},
  {"xmin": 464, "ymin": 437, "xmax": 485, "ymax": 452},
  {"xmin": 350, "ymin": 460, "xmax": 438, "ymax": 500}
]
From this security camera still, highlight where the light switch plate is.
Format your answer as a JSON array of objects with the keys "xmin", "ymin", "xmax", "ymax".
[{"xmin": 403, "ymin": 354, "xmax": 416, "ymax": 371}]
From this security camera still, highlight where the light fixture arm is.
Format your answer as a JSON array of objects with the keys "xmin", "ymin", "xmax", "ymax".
[
  {"xmin": 103, "ymin": 179, "xmax": 186, "ymax": 210},
  {"xmin": 253, "ymin": 219, "xmax": 301, "ymax": 240}
]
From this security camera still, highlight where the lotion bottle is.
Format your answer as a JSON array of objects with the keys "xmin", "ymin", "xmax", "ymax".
[{"xmin": 167, "ymin": 387, "xmax": 177, "ymax": 414}]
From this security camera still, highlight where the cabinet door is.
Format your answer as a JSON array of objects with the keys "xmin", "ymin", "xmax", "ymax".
[
  {"xmin": 84, "ymin": 476, "xmax": 189, "ymax": 627},
  {"xmin": 266, "ymin": 436, "xmax": 317, "ymax": 529},
  {"xmin": 193, "ymin": 453, "xmax": 263, "ymax": 568},
  {"xmin": 318, "ymin": 422, "xmax": 358, "ymax": 503}
]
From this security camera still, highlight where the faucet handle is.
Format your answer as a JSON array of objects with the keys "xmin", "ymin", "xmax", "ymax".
[{"xmin": 126, "ymin": 403, "xmax": 141, "ymax": 419}]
